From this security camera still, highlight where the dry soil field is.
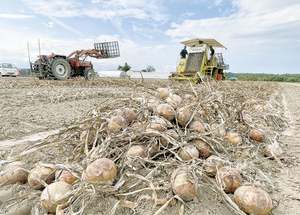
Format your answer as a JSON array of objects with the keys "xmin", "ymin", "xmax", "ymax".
[{"xmin": 0, "ymin": 77, "xmax": 299, "ymax": 215}]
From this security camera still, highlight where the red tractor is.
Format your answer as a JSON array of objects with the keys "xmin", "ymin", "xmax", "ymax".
[{"xmin": 30, "ymin": 41, "xmax": 120, "ymax": 80}]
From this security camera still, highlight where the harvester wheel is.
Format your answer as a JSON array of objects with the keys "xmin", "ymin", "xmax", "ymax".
[
  {"xmin": 50, "ymin": 58, "xmax": 71, "ymax": 80},
  {"xmin": 84, "ymin": 68, "xmax": 95, "ymax": 81}
]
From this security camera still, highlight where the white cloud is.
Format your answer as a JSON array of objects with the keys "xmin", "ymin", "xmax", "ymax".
[
  {"xmin": 215, "ymin": 0, "xmax": 223, "ymax": 6},
  {"xmin": 0, "ymin": 14, "xmax": 34, "ymax": 19},
  {"xmin": 182, "ymin": 13, "xmax": 194, "ymax": 17},
  {"xmin": 43, "ymin": 22, "xmax": 54, "ymax": 28}
]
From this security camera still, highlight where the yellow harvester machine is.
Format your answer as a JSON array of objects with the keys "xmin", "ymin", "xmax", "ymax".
[{"xmin": 169, "ymin": 38, "xmax": 228, "ymax": 83}]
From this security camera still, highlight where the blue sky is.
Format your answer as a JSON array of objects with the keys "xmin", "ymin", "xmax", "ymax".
[{"xmin": 0, "ymin": 0, "xmax": 299, "ymax": 74}]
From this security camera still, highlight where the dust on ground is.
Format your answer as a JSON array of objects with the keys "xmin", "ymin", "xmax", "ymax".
[{"xmin": 0, "ymin": 77, "xmax": 299, "ymax": 215}]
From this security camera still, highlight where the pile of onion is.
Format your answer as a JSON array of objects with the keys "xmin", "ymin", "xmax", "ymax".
[
  {"xmin": 203, "ymin": 155, "xmax": 224, "ymax": 177},
  {"xmin": 264, "ymin": 144, "xmax": 284, "ymax": 160},
  {"xmin": 248, "ymin": 129, "xmax": 264, "ymax": 142},
  {"xmin": 156, "ymin": 104, "xmax": 175, "ymax": 122},
  {"xmin": 28, "ymin": 166, "xmax": 56, "ymax": 190},
  {"xmin": 131, "ymin": 121, "xmax": 143, "ymax": 131},
  {"xmin": 85, "ymin": 158, "xmax": 117, "ymax": 185},
  {"xmin": 107, "ymin": 116, "xmax": 127, "ymax": 133},
  {"xmin": 225, "ymin": 132, "xmax": 242, "ymax": 145},
  {"xmin": 178, "ymin": 145, "xmax": 199, "ymax": 161},
  {"xmin": 188, "ymin": 121, "xmax": 204, "ymax": 132},
  {"xmin": 0, "ymin": 162, "xmax": 28, "ymax": 185},
  {"xmin": 177, "ymin": 107, "xmax": 192, "ymax": 127},
  {"xmin": 216, "ymin": 167, "xmax": 243, "ymax": 193},
  {"xmin": 117, "ymin": 107, "xmax": 137, "ymax": 123},
  {"xmin": 171, "ymin": 168, "xmax": 197, "ymax": 202},
  {"xmin": 40, "ymin": 181, "xmax": 72, "ymax": 213},
  {"xmin": 57, "ymin": 170, "xmax": 79, "ymax": 184},
  {"xmin": 147, "ymin": 99, "xmax": 160, "ymax": 113},
  {"xmin": 192, "ymin": 140, "xmax": 211, "ymax": 158},
  {"xmin": 234, "ymin": 186, "xmax": 273, "ymax": 215},
  {"xmin": 211, "ymin": 123, "xmax": 226, "ymax": 137}
]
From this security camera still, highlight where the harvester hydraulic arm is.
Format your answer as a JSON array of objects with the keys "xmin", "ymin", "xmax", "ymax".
[{"xmin": 67, "ymin": 49, "xmax": 108, "ymax": 59}]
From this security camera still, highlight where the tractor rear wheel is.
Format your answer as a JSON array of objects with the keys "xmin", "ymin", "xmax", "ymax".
[
  {"xmin": 84, "ymin": 68, "xmax": 95, "ymax": 81},
  {"xmin": 50, "ymin": 58, "xmax": 71, "ymax": 80}
]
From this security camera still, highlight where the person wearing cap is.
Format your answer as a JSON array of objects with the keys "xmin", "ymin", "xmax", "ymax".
[{"xmin": 180, "ymin": 46, "xmax": 188, "ymax": 59}]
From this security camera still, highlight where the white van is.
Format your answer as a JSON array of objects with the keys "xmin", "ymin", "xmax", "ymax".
[{"xmin": 0, "ymin": 63, "xmax": 20, "ymax": 77}]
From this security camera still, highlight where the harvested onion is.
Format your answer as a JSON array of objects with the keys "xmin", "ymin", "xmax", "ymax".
[
  {"xmin": 85, "ymin": 158, "xmax": 117, "ymax": 185},
  {"xmin": 188, "ymin": 121, "xmax": 204, "ymax": 132},
  {"xmin": 178, "ymin": 145, "xmax": 199, "ymax": 161},
  {"xmin": 131, "ymin": 121, "xmax": 143, "ymax": 131},
  {"xmin": 225, "ymin": 132, "xmax": 241, "ymax": 145},
  {"xmin": 57, "ymin": 170, "xmax": 78, "ymax": 184},
  {"xmin": 192, "ymin": 140, "xmax": 211, "ymax": 158},
  {"xmin": 117, "ymin": 107, "xmax": 137, "ymax": 122},
  {"xmin": 161, "ymin": 129, "xmax": 179, "ymax": 148},
  {"xmin": 171, "ymin": 168, "xmax": 197, "ymax": 202},
  {"xmin": 265, "ymin": 144, "xmax": 284, "ymax": 160},
  {"xmin": 203, "ymin": 155, "xmax": 224, "ymax": 177},
  {"xmin": 216, "ymin": 167, "xmax": 242, "ymax": 193},
  {"xmin": 107, "ymin": 116, "xmax": 127, "ymax": 133},
  {"xmin": 0, "ymin": 162, "xmax": 28, "ymax": 185},
  {"xmin": 234, "ymin": 186, "xmax": 273, "ymax": 215},
  {"xmin": 28, "ymin": 166, "xmax": 55, "ymax": 190},
  {"xmin": 156, "ymin": 104, "xmax": 175, "ymax": 122},
  {"xmin": 40, "ymin": 181, "xmax": 72, "ymax": 213},
  {"xmin": 155, "ymin": 88, "xmax": 169, "ymax": 99},
  {"xmin": 147, "ymin": 116, "xmax": 167, "ymax": 131},
  {"xmin": 249, "ymin": 129, "xmax": 264, "ymax": 142},
  {"xmin": 177, "ymin": 107, "xmax": 192, "ymax": 127},
  {"xmin": 166, "ymin": 94, "xmax": 183, "ymax": 106},
  {"xmin": 147, "ymin": 99, "xmax": 159, "ymax": 113}
]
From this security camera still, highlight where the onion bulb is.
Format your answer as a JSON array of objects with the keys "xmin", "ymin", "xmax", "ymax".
[
  {"xmin": 249, "ymin": 129, "xmax": 264, "ymax": 142},
  {"xmin": 107, "ymin": 116, "xmax": 127, "ymax": 133},
  {"xmin": 211, "ymin": 124, "xmax": 226, "ymax": 137},
  {"xmin": 171, "ymin": 168, "xmax": 197, "ymax": 202},
  {"xmin": 216, "ymin": 167, "xmax": 243, "ymax": 193},
  {"xmin": 85, "ymin": 158, "xmax": 117, "ymax": 185},
  {"xmin": 192, "ymin": 140, "xmax": 211, "ymax": 158},
  {"xmin": 264, "ymin": 144, "xmax": 284, "ymax": 160},
  {"xmin": 155, "ymin": 88, "xmax": 169, "ymax": 99},
  {"xmin": 28, "ymin": 166, "xmax": 55, "ymax": 190},
  {"xmin": 225, "ymin": 132, "xmax": 242, "ymax": 145},
  {"xmin": 0, "ymin": 162, "xmax": 28, "ymax": 185},
  {"xmin": 177, "ymin": 107, "xmax": 192, "ymax": 127},
  {"xmin": 147, "ymin": 116, "xmax": 167, "ymax": 131},
  {"xmin": 178, "ymin": 145, "xmax": 199, "ymax": 161},
  {"xmin": 40, "ymin": 181, "xmax": 72, "ymax": 213},
  {"xmin": 188, "ymin": 121, "xmax": 204, "ymax": 132},
  {"xmin": 166, "ymin": 94, "xmax": 183, "ymax": 106},
  {"xmin": 131, "ymin": 121, "xmax": 143, "ymax": 131},
  {"xmin": 161, "ymin": 129, "xmax": 179, "ymax": 148},
  {"xmin": 234, "ymin": 186, "xmax": 273, "ymax": 215},
  {"xmin": 147, "ymin": 99, "xmax": 159, "ymax": 113},
  {"xmin": 117, "ymin": 107, "xmax": 137, "ymax": 123},
  {"xmin": 127, "ymin": 145, "xmax": 148, "ymax": 159},
  {"xmin": 57, "ymin": 170, "xmax": 79, "ymax": 184},
  {"xmin": 156, "ymin": 104, "xmax": 175, "ymax": 122},
  {"xmin": 203, "ymin": 155, "xmax": 224, "ymax": 177}
]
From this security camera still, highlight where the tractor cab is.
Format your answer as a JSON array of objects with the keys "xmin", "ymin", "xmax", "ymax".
[{"xmin": 169, "ymin": 38, "xmax": 228, "ymax": 83}]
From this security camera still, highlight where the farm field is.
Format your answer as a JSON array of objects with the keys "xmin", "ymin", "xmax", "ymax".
[{"xmin": 0, "ymin": 77, "xmax": 299, "ymax": 215}]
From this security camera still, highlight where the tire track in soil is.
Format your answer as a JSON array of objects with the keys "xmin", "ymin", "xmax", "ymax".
[{"xmin": 271, "ymin": 83, "xmax": 300, "ymax": 214}]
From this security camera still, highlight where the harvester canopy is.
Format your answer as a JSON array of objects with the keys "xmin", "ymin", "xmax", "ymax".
[{"xmin": 180, "ymin": 38, "xmax": 227, "ymax": 50}]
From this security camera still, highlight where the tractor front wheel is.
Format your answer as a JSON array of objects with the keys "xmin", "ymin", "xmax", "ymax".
[
  {"xmin": 84, "ymin": 68, "xmax": 95, "ymax": 81},
  {"xmin": 51, "ymin": 58, "xmax": 71, "ymax": 80}
]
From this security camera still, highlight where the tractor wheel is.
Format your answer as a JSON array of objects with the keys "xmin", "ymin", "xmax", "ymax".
[
  {"xmin": 50, "ymin": 58, "xmax": 71, "ymax": 80},
  {"xmin": 84, "ymin": 68, "xmax": 95, "ymax": 81}
]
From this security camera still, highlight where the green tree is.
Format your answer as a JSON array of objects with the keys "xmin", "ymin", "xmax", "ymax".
[
  {"xmin": 119, "ymin": 62, "xmax": 131, "ymax": 72},
  {"xmin": 144, "ymin": 66, "xmax": 155, "ymax": 72}
]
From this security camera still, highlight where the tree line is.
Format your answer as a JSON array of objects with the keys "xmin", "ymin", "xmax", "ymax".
[
  {"xmin": 225, "ymin": 72, "xmax": 300, "ymax": 82},
  {"xmin": 118, "ymin": 63, "xmax": 155, "ymax": 72}
]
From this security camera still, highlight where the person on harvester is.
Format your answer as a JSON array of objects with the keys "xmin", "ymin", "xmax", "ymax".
[{"xmin": 180, "ymin": 46, "xmax": 188, "ymax": 59}]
